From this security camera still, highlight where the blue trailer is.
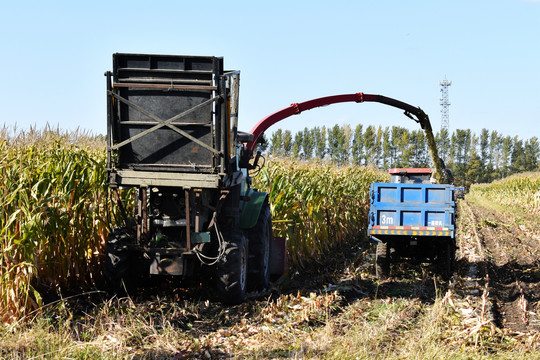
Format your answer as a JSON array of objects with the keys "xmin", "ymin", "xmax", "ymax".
[{"xmin": 368, "ymin": 168, "xmax": 463, "ymax": 279}]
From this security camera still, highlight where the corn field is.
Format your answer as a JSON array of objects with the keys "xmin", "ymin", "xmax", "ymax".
[
  {"xmin": 0, "ymin": 127, "xmax": 112, "ymax": 324},
  {"xmin": 469, "ymin": 171, "xmax": 540, "ymax": 216},
  {"xmin": 253, "ymin": 159, "xmax": 388, "ymax": 267},
  {"xmin": 1, "ymin": 128, "xmax": 387, "ymax": 323}
]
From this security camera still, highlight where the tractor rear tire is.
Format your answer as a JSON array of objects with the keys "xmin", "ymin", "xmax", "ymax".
[
  {"xmin": 245, "ymin": 202, "xmax": 272, "ymax": 291},
  {"xmin": 375, "ymin": 242, "xmax": 390, "ymax": 280},
  {"xmin": 216, "ymin": 227, "xmax": 248, "ymax": 304},
  {"xmin": 104, "ymin": 228, "xmax": 134, "ymax": 295}
]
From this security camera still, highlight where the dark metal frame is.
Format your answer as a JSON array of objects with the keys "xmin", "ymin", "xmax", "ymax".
[{"xmin": 105, "ymin": 53, "xmax": 240, "ymax": 188}]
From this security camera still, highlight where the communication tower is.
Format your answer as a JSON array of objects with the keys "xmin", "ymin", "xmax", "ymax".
[{"xmin": 439, "ymin": 77, "xmax": 452, "ymax": 132}]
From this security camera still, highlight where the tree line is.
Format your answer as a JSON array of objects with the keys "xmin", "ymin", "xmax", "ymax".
[{"xmin": 266, "ymin": 125, "xmax": 540, "ymax": 187}]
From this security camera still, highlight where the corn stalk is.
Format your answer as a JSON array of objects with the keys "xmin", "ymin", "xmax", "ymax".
[
  {"xmin": 254, "ymin": 159, "xmax": 388, "ymax": 267},
  {"xmin": 0, "ymin": 128, "xmax": 129, "ymax": 323}
]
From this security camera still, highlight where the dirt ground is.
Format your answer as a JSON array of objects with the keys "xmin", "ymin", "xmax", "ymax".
[
  {"xmin": 172, "ymin": 194, "xmax": 540, "ymax": 356},
  {"xmin": 8, "ymin": 194, "xmax": 539, "ymax": 359},
  {"xmin": 457, "ymin": 196, "xmax": 540, "ymax": 333}
]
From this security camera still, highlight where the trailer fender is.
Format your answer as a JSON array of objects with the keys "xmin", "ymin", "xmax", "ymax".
[{"xmin": 239, "ymin": 189, "xmax": 269, "ymax": 229}]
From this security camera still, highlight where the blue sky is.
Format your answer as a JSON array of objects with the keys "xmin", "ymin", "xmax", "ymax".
[{"xmin": 1, "ymin": 0, "xmax": 538, "ymax": 140}]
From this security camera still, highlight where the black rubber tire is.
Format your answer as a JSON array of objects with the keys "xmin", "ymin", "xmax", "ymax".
[
  {"xmin": 437, "ymin": 241, "xmax": 455, "ymax": 281},
  {"xmin": 104, "ymin": 228, "xmax": 134, "ymax": 295},
  {"xmin": 375, "ymin": 242, "xmax": 390, "ymax": 280},
  {"xmin": 245, "ymin": 202, "xmax": 272, "ymax": 291},
  {"xmin": 216, "ymin": 227, "xmax": 248, "ymax": 304}
]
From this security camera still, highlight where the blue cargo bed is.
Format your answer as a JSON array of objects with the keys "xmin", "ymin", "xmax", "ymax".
[{"xmin": 368, "ymin": 183, "xmax": 459, "ymax": 238}]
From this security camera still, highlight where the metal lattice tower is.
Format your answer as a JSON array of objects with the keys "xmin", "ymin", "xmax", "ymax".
[{"xmin": 439, "ymin": 77, "xmax": 452, "ymax": 132}]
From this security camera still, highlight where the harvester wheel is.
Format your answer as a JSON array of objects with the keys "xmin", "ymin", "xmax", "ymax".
[
  {"xmin": 104, "ymin": 228, "xmax": 134, "ymax": 295},
  {"xmin": 375, "ymin": 242, "xmax": 390, "ymax": 279},
  {"xmin": 216, "ymin": 227, "xmax": 248, "ymax": 304},
  {"xmin": 246, "ymin": 202, "xmax": 272, "ymax": 291}
]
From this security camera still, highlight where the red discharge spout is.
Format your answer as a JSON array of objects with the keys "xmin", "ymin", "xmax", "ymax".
[
  {"xmin": 247, "ymin": 93, "xmax": 366, "ymax": 153},
  {"xmin": 245, "ymin": 91, "xmax": 445, "ymax": 183}
]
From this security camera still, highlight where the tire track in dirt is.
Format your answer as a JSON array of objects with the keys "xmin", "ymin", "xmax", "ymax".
[
  {"xmin": 461, "ymin": 199, "xmax": 540, "ymax": 333},
  {"xmin": 456, "ymin": 200, "xmax": 494, "ymax": 325}
]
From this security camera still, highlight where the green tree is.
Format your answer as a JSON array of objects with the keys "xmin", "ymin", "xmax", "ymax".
[
  {"xmin": 436, "ymin": 128, "xmax": 451, "ymax": 162},
  {"xmin": 390, "ymin": 126, "xmax": 405, "ymax": 165},
  {"xmin": 501, "ymin": 135, "xmax": 513, "ymax": 176},
  {"xmin": 511, "ymin": 136, "xmax": 526, "ymax": 173},
  {"xmin": 314, "ymin": 126, "xmax": 327, "ymax": 160},
  {"xmin": 270, "ymin": 129, "xmax": 283, "ymax": 157},
  {"xmin": 382, "ymin": 127, "xmax": 392, "ymax": 169},
  {"xmin": 466, "ymin": 153, "xmax": 483, "ymax": 187},
  {"xmin": 340, "ymin": 124, "xmax": 352, "ymax": 165},
  {"xmin": 413, "ymin": 130, "xmax": 428, "ymax": 167},
  {"xmin": 489, "ymin": 130, "xmax": 502, "ymax": 179},
  {"xmin": 328, "ymin": 124, "xmax": 347, "ymax": 165},
  {"xmin": 374, "ymin": 126, "xmax": 383, "ymax": 167},
  {"xmin": 454, "ymin": 129, "xmax": 472, "ymax": 166},
  {"xmin": 397, "ymin": 129, "xmax": 411, "ymax": 167},
  {"xmin": 351, "ymin": 124, "xmax": 364, "ymax": 165},
  {"xmin": 524, "ymin": 137, "xmax": 540, "ymax": 171},
  {"xmin": 479, "ymin": 128, "xmax": 490, "ymax": 165},
  {"xmin": 282, "ymin": 130, "xmax": 292, "ymax": 157},
  {"xmin": 363, "ymin": 125, "xmax": 376, "ymax": 166},
  {"xmin": 302, "ymin": 127, "xmax": 315, "ymax": 160},
  {"xmin": 292, "ymin": 131, "xmax": 303, "ymax": 159}
]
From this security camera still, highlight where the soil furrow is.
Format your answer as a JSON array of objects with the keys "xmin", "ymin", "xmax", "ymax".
[{"xmin": 463, "ymin": 199, "xmax": 540, "ymax": 333}]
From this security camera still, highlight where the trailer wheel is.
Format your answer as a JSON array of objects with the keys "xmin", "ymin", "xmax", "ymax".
[
  {"xmin": 216, "ymin": 228, "xmax": 248, "ymax": 304},
  {"xmin": 245, "ymin": 202, "xmax": 272, "ymax": 291},
  {"xmin": 375, "ymin": 242, "xmax": 391, "ymax": 279},
  {"xmin": 104, "ymin": 228, "xmax": 134, "ymax": 295},
  {"xmin": 437, "ymin": 241, "xmax": 455, "ymax": 280}
]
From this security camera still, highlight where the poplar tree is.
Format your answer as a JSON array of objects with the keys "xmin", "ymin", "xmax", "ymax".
[
  {"xmin": 302, "ymin": 127, "xmax": 315, "ymax": 160},
  {"xmin": 315, "ymin": 126, "xmax": 327, "ymax": 160},
  {"xmin": 363, "ymin": 125, "xmax": 376, "ymax": 166},
  {"xmin": 340, "ymin": 124, "xmax": 352, "ymax": 165},
  {"xmin": 270, "ymin": 129, "xmax": 283, "ymax": 157},
  {"xmin": 382, "ymin": 127, "xmax": 392, "ymax": 169},
  {"xmin": 283, "ymin": 130, "xmax": 293, "ymax": 156},
  {"xmin": 501, "ymin": 136, "xmax": 513, "ymax": 176},
  {"xmin": 292, "ymin": 131, "xmax": 303, "ymax": 159},
  {"xmin": 524, "ymin": 137, "xmax": 540, "ymax": 170},
  {"xmin": 328, "ymin": 125, "xmax": 344, "ymax": 164},
  {"xmin": 351, "ymin": 124, "xmax": 364, "ymax": 165}
]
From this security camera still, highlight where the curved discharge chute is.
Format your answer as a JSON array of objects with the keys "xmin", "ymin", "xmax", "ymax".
[{"xmin": 245, "ymin": 92, "xmax": 446, "ymax": 183}]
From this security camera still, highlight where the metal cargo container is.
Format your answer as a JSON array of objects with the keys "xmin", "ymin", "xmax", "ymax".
[{"xmin": 367, "ymin": 169, "xmax": 462, "ymax": 279}]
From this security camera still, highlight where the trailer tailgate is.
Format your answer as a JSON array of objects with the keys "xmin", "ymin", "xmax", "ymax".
[{"xmin": 367, "ymin": 182, "xmax": 459, "ymax": 238}]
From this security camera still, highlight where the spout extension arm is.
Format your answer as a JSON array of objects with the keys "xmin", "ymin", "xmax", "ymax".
[
  {"xmin": 246, "ymin": 92, "xmax": 446, "ymax": 183},
  {"xmin": 247, "ymin": 93, "xmax": 365, "ymax": 152},
  {"xmin": 247, "ymin": 93, "xmax": 433, "ymax": 152}
]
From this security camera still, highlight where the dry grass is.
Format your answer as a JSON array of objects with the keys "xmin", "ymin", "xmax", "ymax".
[{"xmin": 2, "ymin": 285, "xmax": 537, "ymax": 359}]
